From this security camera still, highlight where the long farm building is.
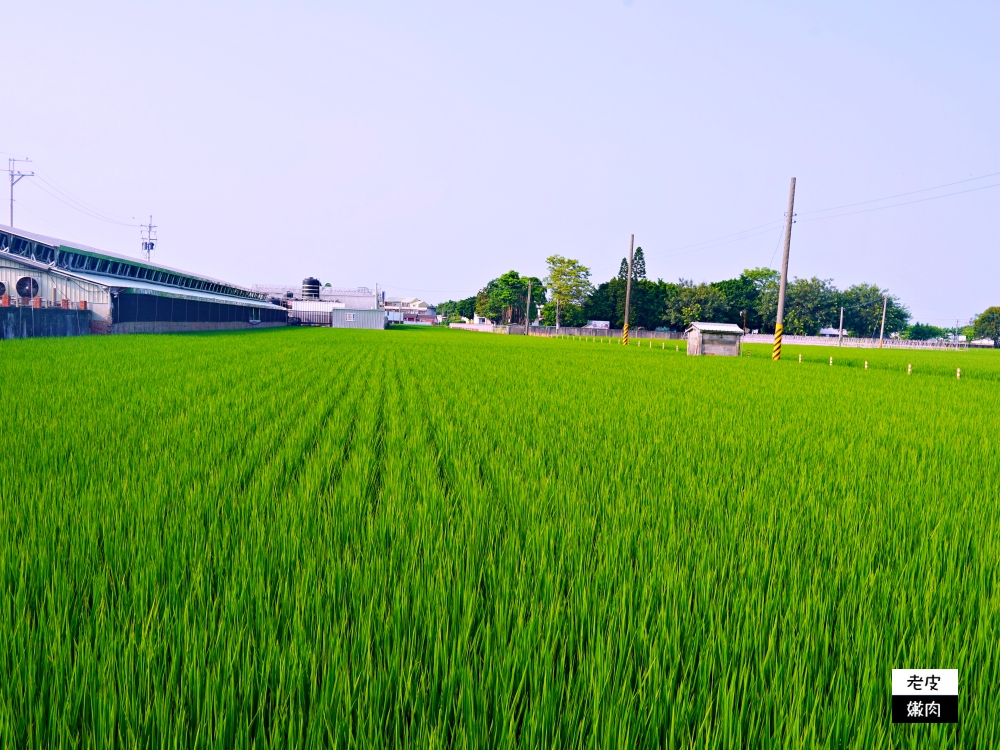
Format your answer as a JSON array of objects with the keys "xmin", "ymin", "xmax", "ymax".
[{"xmin": 0, "ymin": 225, "xmax": 286, "ymax": 338}]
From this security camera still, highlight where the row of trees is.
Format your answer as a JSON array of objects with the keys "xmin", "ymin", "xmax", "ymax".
[
  {"xmin": 439, "ymin": 253, "xmax": 997, "ymax": 341},
  {"xmin": 578, "ymin": 248, "xmax": 912, "ymax": 336}
]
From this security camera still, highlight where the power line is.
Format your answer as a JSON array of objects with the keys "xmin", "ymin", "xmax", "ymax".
[
  {"xmin": 799, "ymin": 181, "xmax": 1000, "ymax": 224},
  {"xmin": 8, "ymin": 200, "xmax": 70, "ymax": 235},
  {"xmin": 587, "ymin": 169, "xmax": 1000, "ymax": 282},
  {"xmin": 381, "ymin": 284, "xmax": 479, "ymax": 295},
  {"xmin": 642, "ymin": 218, "xmax": 784, "ymax": 259},
  {"xmin": 26, "ymin": 178, "xmax": 141, "ymax": 227},
  {"xmin": 799, "ymin": 170, "xmax": 1000, "ymax": 216},
  {"xmin": 34, "ymin": 171, "xmax": 141, "ymax": 224}
]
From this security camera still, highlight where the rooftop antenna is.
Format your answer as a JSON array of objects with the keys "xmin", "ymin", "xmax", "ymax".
[
  {"xmin": 141, "ymin": 215, "xmax": 157, "ymax": 262},
  {"xmin": 8, "ymin": 157, "xmax": 34, "ymax": 227}
]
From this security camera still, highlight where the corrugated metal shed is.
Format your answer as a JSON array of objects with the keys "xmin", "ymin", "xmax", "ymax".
[{"xmin": 330, "ymin": 308, "xmax": 387, "ymax": 329}]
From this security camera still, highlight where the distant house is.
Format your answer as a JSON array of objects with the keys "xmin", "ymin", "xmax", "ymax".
[
  {"xmin": 686, "ymin": 322, "xmax": 743, "ymax": 356},
  {"xmin": 384, "ymin": 296, "xmax": 437, "ymax": 324}
]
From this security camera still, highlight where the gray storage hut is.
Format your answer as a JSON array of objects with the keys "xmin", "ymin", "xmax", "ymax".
[{"xmin": 686, "ymin": 322, "xmax": 744, "ymax": 356}]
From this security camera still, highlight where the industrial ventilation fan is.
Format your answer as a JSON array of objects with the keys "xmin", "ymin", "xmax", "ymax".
[
  {"xmin": 0, "ymin": 281, "xmax": 5, "ymax": 296},
  {"xmin": 16, "ymin": 277, "xmax": 39, "ymax": 298}
]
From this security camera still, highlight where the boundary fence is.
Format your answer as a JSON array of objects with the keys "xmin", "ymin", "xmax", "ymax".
[
  {"xmin": 740, "ymin": 333, "xmax": 973, "ymax": 350},
  {"xmin": 447, "ymin": 324, "xmax": 988, "ymax": 350},
  {"xmin": 451, "ymin": 323, "xmax": 685, "ymax": 340}
]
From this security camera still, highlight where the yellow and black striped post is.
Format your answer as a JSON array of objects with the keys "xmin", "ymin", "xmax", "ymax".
[
  {"xmin": 772, "ymin": 323, "xmax": 783, "ymax": 360},
  {"xmin": 622, "ymin": 234, "xmax": 634, "ymax": 346},
  {"xmin": 773, "ymin": 177, "xmax": 796, "ymax": 361}
]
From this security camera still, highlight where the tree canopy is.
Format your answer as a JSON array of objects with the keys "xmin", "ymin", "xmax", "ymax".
[
  {"xmin": 973, "ymin": 307, "xmax": 1000, "ymax": 344},
  {"xmin": 473, "ymin": 271, "xmax": 545, "ymax": 325},
  {"xmin": 545, "ymin": 255, "xmax": 593, "ymax": 328},
  {"xmin": 437, "ymin": 296, "xmax": 477, "ymax": 322},
  {"xmin": 441, "ymin": 260, "xmax": 912, "ymax": 336}
]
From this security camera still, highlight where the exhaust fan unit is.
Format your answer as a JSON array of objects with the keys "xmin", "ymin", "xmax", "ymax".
[{"xmin": 16, "ymin": 277, "xmax": 39, "ymax": 298}]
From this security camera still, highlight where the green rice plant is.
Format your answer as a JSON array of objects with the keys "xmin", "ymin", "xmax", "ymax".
[{"xmin": 1, "ymin": 327, "xmax": 998, "ymax": 748}]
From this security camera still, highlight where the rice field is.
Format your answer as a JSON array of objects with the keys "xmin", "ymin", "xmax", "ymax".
[{"xmin": 2, "ymin": 326, "xmax": 999, "ymax": 748}]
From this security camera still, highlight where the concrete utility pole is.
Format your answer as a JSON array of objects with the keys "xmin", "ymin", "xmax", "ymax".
[
  {"xmin": 773, "ymin": 177, "xmax": 796, "ymax": 361},
  {"xmin": 8, "ymin": 158, "xmax": 34, "ymax": 228},
  {"xmin": 140, "ymin": 215, "xmax": 157, "ymax": 262},
  {"xmin": 622, "ymin": 233, "xmax": 634, "ymax": 345},
  {"xmin": 879, "ymin": 294, "xmax": 888, "ymax": 348},
  {"xmin": 838, "ymin": 306, "xmax": 845, "ymax": 347},
  {"xmin": 524, "ymin": 279, "xmax": 531, "ymax": 335}
]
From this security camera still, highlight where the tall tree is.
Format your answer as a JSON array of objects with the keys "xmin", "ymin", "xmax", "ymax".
[
  {"xmin": 664, "ymin": 280, "xmax": 728, "ymax": 329},
  {"xmin": 973, "ymin": 306, "xmax": 1000, "ymax": 344},
  {"xmin": 632, "ymin": 247, "xmax": 646, "ymax": 281},
  {"xmin": 583, "ymin": 278, "xmax": 624, "ymax": 326},
  {"xmin": 839, "ymin": 284, "xmax": 909, "ymax": 337},
  {"xmin": 616, "ymin": 248, "xmax": 647, "ymax": 283},
  {"xmin": 474, "ymin": 271, "xmax": 544, "ymax": 324},
  {"xmin": 781, "ymin": 277, "xmax": 840, "ymax": 335},
  {"xmin": 545, "ymin": 255, "xmax": 593, "ymax": 328}
]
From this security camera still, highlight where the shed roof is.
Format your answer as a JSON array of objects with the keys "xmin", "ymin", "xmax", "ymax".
[
  {"xmin": 0, "ymin": 224, "xmax": 265, "ymax": 302},
  {"xmin": 64, "ymin": 268, "xmax": 285, "ymax": 309},
  {"xmin": 1, "ymin": 251, "xmax": 283, "ymax": 309},
  {"xmin": 686, "ymin": 322, "xmax": 745, "ymax": 334}
]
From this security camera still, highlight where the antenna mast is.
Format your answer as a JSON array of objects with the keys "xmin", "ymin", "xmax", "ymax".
[{"xmin": 141, "ymin": 215, "xmax": 157, "ymax": 261}]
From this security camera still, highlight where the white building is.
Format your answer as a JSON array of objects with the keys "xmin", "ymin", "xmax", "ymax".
[
  {"xmin": 384, "ymin": 297, "xmax": 436, "ymax": 324},
  {"xmin": 253, "ymin": 283, "xmax": 382, "ymax": 310}
]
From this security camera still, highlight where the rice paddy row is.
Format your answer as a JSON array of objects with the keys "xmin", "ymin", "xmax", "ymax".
[{"xmin": 1, "ymin": 326, "xmax": 998, "ymax": 748}]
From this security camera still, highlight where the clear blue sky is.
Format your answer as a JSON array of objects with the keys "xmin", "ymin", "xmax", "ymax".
[{"xmin": 3, "ymin": 1, "xmax": 998, "ymax": 325}]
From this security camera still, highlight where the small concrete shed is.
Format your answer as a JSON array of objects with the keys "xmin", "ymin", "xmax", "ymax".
[{"xmin": 686, "ymin": 322, "xmax": 744, "ymax": 356}]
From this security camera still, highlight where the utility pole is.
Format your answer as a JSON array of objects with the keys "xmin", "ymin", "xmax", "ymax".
[
  {"xmin": 141, "ymin": 216, "xmax": 157, "ymax": 262},
  {"xmin": 838, "ymin": 306, "xmax": 844, "ymax": 347},
  {"xmin": 8, "ymin": 158, "xmax": 34, "ymax": 227},
  {"xmin": 524, "ymin": 279, "xmax": 531, "ymax": 335},
  {"xmin": 773, "ymin": 177, "xmax": 796, "ymax": 361},
  {"xmin": 622, "ymin": 233, "xmax": 634, "ymax": 346},
  {"xmin": 878, "ymin": 294, "xmax": 888, "ymax": 348}
]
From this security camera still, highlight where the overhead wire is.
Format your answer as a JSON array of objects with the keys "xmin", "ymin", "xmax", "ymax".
[
  {"xmin": 587, "ymin": 169, "xmax": 1000, "ymax": 283},
  {"xmin": 26, "ymin": 178, "xmax": 142, "ymax": 228},
  {"xmin": 33, "ymin": 170, "xmax": 142, "ymax": 225},
  {"xmin": 798, "ymin": 181, "xmax": 1000, "ymax": 224},
  {"xmin": 798, "ymin": 170, "xmax": 1000, "ymax": 216},
  {"xmin": 381, "ymin": 284, "xmax": 479, "ymax": 296}
]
